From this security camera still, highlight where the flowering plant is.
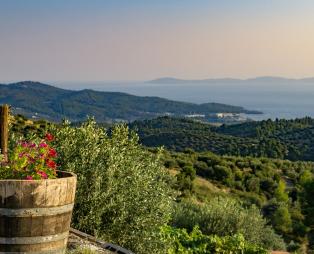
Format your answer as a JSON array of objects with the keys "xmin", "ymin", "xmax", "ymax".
[{"xmin": 0, "ymin": 133, "xmax": 58, "ymax": 180}]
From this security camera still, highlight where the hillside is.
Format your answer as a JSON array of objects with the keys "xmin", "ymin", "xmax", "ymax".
[
  {"xmin": 215, "ymin": 117, "xmax": 314, "ymax": 161},
  {"xmin": 8, "ymin": 114, "xmax": 314, "ymax": 252},
  {"xmin": 129, "ymin": 117, "xmax": 259, "ymax": 155},
  {"xmin": 130, "ymin": 116, "xmax": 314, "ymax": 161},
  {"xmin": 161, "ymin": 149, "xmax": 314, "ymax": 252},
  {"xmin": 0, "ymin": 81, "xmax": 259, "ymax": 122}
]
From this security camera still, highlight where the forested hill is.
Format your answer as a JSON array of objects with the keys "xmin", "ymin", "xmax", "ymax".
[
  {"xmin": 0, "ymin": 81, "xmax": 259, "ymax": 122},
  {"xmin": 129, "ymin": 116, "xmax": 314, "ymax": 161}
]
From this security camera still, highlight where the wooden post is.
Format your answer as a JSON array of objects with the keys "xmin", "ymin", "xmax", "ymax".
[{"xmin": 0, "ymin": 104, "xmax": 9, "ymax": 162}]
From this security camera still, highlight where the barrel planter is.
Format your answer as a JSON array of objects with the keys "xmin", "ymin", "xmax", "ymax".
[{"xmin": 0, "ymin": 171, "xmax": 77, "ymax": 254}]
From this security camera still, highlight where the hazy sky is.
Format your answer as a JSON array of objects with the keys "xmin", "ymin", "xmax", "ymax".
[{"xmin": 1, "ymin": 0, "xmax": 314, "ymax": 82}]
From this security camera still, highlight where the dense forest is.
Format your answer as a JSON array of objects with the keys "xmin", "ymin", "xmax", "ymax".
[
  {"xmin": 130, "ymin": 116, "xmax": 314, "ymax": 161},
  {"xmin": 7, "ymin": 114, "xmax": 314, "ymax": 253}
]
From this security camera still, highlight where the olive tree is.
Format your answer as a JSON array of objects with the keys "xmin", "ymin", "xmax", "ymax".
[
  {"xmin": 52, "ymin": 120, "xmax": 174, "ymax": 254},
  {"xmin": 171, "ymin": 197, "xmax": 286, "ymax": 251}
]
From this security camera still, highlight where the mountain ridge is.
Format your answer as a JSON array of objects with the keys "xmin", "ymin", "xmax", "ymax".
[
  {"xmin": 0, "ymin": 81, "xmax": 261, "ymax": 122},
  {"xmin": 148, "ymin": 76, "xmax": 314, "ymax": 84}
]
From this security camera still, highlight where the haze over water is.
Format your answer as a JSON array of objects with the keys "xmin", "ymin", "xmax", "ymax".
[{"xmin": 56, "ymin": 79, "xmax": 314, "ymax": 121}]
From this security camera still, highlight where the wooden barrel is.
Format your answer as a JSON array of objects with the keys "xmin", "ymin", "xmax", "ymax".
[{"xmin": 0, "ymin": 171, "xmax": 77, "ymax": 253}]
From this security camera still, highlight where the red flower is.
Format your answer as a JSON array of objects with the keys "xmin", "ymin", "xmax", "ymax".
[
  {"xmin": 38, "ymin": 171, "xmax": 48, "ymax": 179},
  {"xmin": 12, "ymin": 138, "xmax": 60, "ymax": 180},
  {"xmin": 45, "ymin": 133, "xmax": 54, "ymax": 142},
  {"xmin": 39, "ymin": 142, "xmax": 48, "ymax": 148},
  {"xmin": 48, "ymin": 148, "xmax": 57, "ymax": 158},
  {"xmin": 29, "ymin": 143, "xmax": 36, "ymax": 148},
  {"xmin": 21, "ymin": 142, "xmax": 28, "ymax": 148},
  {"xmin": 46, "ymin": 160, "xmax": 57, "ymax": 169}
]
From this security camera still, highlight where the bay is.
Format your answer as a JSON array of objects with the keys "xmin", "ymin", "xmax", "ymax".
[{"xmin": 55, "ymin": 80, "xmax": 314, "ymax": 121}]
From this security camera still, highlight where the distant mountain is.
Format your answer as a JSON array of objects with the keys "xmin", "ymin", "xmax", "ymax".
[
  {"xmin": 0, "ymin": 81, "xmax": 260, "ymax": 122},
  {"xmin": 148, "ymin": 77, "xmax": 243, "ymax": 84},
  {"xmin": 149, "ymin": 76, "xmax": 314, "ymax": 84},
  {"xmin": 148, "ymin": 77, "xmax": 187, "ymax": 83}
]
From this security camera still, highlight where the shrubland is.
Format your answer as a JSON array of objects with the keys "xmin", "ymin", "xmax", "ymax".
[
  {"xmin": 9, "ymin": 115, "xmax": 314, "ymax": 253},
  {"xmin": 171, "ymin": 198, "xmax": 285, "ymax": 250},
  {"xmin": 161, "ymin": 148, "xmax": 314, "ymax": 252},
  {"xmin": 161, "ymin": 226, "xmax": 268, "ymax": 254}
]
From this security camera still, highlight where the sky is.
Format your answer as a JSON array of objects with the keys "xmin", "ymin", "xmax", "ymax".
[{"xmin": 1, "ymin": 0, "xmax": 314, "ymax": 82}]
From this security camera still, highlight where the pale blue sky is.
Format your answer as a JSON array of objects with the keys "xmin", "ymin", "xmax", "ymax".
[{"xmin": 1, "ymin": 0, "xmax": 314, "ymax": 82}]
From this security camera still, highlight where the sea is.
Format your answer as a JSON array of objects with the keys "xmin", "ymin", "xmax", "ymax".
[{"xmin": 55, "ymin": 80, "xmax": 314, "ymax": 121}]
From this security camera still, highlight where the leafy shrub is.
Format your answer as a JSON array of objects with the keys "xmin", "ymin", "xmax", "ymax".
[
  {"xmin": 52, "ymin": 120, "xmax": 174, "ymax": 254},
  {"xmin": 176, "ymin": 165, "xmax": 196, "ymax": 197},
  {"xmin": 171, "ymin": 198, "xmax": 285, "ymax": 250},
  {"xmin": 161, "ymin": 225, "xmax": 268, "ymax": 254},
  {"xmin": 274, "ymin": 180, "xmax": 289, "ymax": 203},
  {"xmin": 273, "ymin": 205, "xmax": 293, "ymax": 234}
]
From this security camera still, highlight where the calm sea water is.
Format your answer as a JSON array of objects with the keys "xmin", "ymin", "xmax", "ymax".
[{"xmin": 56, "ymin": 80, "xmax": 314, "ymax": 121}]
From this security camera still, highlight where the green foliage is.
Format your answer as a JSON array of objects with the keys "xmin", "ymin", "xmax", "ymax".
[
  {"xmin": 129, "ymin": 117, "xmax": 260, "ymax": 156},
  {"xmin": 9, "ymin": 114, "xmax": 52, "ymax": 138},
  {"xmin": 274, "ymin": 180, "xmax": 289, "ymax": 203},
  {"xmin": 7, "ymin": 113, "xmax": 314, "ymax": 252},
  {"xmin": 301, "ymin": 179, "xmax": 314, "ymax": 250},
  {"xmin": 0, "ymin": 81, "xmax": 254, "ymax": 122},
  {"xmin": 176, "ymin": 165, "xmax": 196, "ymax": 197},
  {"xmin": 273, "ymin": 205, "xmax": 292, "ymax": 233},
  {"xmin": 161, "ymin": 149, "xmax": 314, "ymax": 251},
  {"xmin": 162, "ymin": 149, "xmax": 314, "ymax": 201},
  {"xmin": 161, "ymin": 225, "xmax": 269, "ymax": 254},
  {"xmin": 131, "ymin": 116, "xmax": 314, "ymax": 161},
  {"xmin": 52, "ymin": 120, "xmax": 174, "ymax": 254},
  {"xmin": 0, "ymin": 138, "xmax": 58, "ymax": 180},
  {"xmin": 171, "ymin": 198, "xmax": 286, "ymax": 250},
  {"xmin": 214, "ymin": 117, "xmax": 314, "ymax": 161}
]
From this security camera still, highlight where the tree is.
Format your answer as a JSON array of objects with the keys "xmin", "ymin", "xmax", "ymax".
[
  {"xmin": 171, "ymin": 198, "xmax": 286, "ymax": 250},
  {"xmin": 176, "ymin": 165, "xmax": 196, "ymax": 197},
  {"xmin": 53, "ymin": 120, "xmax": 174, "ymax": 254},
  {"xmin": 213, "ymin": 165, "xmax": 232, "ymax": 182},
  {"xmin": 274, "ymin": 180, "xmax": 289, "ymax": 203},
  {"xmin": 246, "ymin": 177, "xmax": 260, "ymax": 193},
  {"xmin": 302, "ymin": 179, "xmax": 314, "ymax": 249},
  {"xmin": 273, "ymin": 205, "xmax": 292, "ymax": 233}
]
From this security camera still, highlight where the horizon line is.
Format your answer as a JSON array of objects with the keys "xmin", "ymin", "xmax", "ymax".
[{"xmin": 2, "ymin": 75, "xmax": 314, "ymax": 84}]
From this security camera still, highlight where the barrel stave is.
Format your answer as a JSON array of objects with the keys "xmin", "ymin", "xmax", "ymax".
[
  {"xmin": 0, "ymin": 172, "xmax": 76, "ymax": 253},
  {"xmin": 0, "ymin": 238, "xmax": 67, "ymax": 252}
]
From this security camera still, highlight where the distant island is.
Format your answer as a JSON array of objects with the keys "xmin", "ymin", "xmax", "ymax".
[
  {"xmin": 148, "ymin": 76, "xmax": 314, "ymax": 84},
  {"xmin": 0, "ymin": 81, "xmax": 261, "ymax": 122}
]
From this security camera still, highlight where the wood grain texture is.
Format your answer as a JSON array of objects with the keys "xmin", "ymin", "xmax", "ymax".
[{"xmin": 0, "ymin": 172, "xmax": 76, "ymax": 253}]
